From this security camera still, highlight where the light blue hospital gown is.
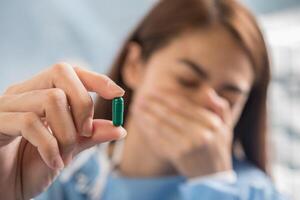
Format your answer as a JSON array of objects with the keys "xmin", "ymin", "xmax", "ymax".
[{"xmin": 36, "ymin": 147, "xmax": 288, "ymax": 200}]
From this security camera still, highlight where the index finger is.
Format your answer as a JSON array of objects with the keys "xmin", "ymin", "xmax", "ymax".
[
  {"xmin": 5, "ymin": 63, "xmax": 125, "ymax": 98},
  {"xmin": 4, "ymin": 63, "xmax": 125, "ymax": 136},
  {"xmin": 73, "ymin": 66, "xmax": 125, "ymax": 99},
  {"xmin": 147, "ymin": 89, "xmax": 232, "ymax": 127}
]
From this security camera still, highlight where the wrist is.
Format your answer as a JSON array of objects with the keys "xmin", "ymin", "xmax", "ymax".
[{"xmin": 175, "ymin": 154, "xmax": 233, "ymax": 178}]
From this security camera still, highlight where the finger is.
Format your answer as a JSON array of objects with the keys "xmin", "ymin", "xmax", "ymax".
[
  {"xmin": 134, "ymin": 116, "xmax": 179, "ymax": 160},
  {"xmin": 135, "ymin": 96, "xmax": 186, "ymax": 131},
  {"xmin": 0, "ymin": 112, "xmax": 64, "ymax": 170},
  {"xmin": 216, "ymin": 97, "xmax": 232, "ymax": 128},
  {"xmin": 0, "ymin": 89, "xmax": 79, "ymax": 163},
  {"xmin": 4, "ymin": 63, "xmax": 125, "ymax": 137},
  {"xmin": 133, "ymin": 108, "xmax": 184, "ymax": 160},
  {"xmin": 76, "ymin": 119, "xmax": 127, "ymax": 153},
  {"xmin": 147, "ymin": 95, "xmax": 228, "ymax": 147},
  {"xmin": 136, "ymin": 102, "xmax": 217, "ymax": 159},
  {"xmin": 133, "ymin": 101, "xmax": 190, "ymax": 146},
  {"xmin": 4, "ymin": 63, "xmax": 125, "ymax": 98},
  {"xmin": 73, "ymin": 66, "xmax": 125, "ymax": 99},
  {"xmin": 148, "ymin": 89, "xmax": 229, "ymax": 123},
  {"xmin": 134, "ymin": 96, "xmax": 218, "ymax": 148},
  {"xmin": 136, "ymin": 94, "xmax": 223, "ymax": 132},
  {"xmin": 203, "ymin": 90, "xmax": 232, "ymax": 126}
]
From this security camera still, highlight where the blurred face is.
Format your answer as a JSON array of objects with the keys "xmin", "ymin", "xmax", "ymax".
[{"xmin": 123, "ymin": 24, "xmax": 254, "ymax": 129}]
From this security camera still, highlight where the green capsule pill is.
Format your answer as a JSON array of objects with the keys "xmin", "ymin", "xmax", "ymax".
[{"xmin": 112, "ymin": 97, "xmax": 124, "ymax": 126}]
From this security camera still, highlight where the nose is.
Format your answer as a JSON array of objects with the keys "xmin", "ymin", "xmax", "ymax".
[{"xmin": 196, "ymin": 85, "xmax": 227, "ymax": 121}]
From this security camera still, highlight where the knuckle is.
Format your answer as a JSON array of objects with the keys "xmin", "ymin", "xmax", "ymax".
[
  {"xmin": 0, "ymin": 95, "xmax": 15, "ymax": 111},
  {"xmin": 23, "ymin": 112, "xmax": 40, "ymax": 129},
  {"xmin": 47, "ymin": 135, "xmax": 59, "ymax": 148},
  {"xmin": 47, "ymin": 137, "xmax": 61, "ymax": 156},
  {"xmin": 60, "ymin": 134, "xmax": 76, "ymax": 151},
  {"xmin": 4, "ymin": 84, "xmax": 19, "ymax": 94},
  {"xmin": 210, "ymin": 116, "xmax": 222, "ymax": 131},
  {"xmin": 200, "ymin": 132, "xmax": 214, "ymax": 147},
  {"xmin": 52, "ymin": 62, "xmax": 72, "ymax": 75},
  {"xmin": 46, "ymin": 88, "xmax": 68, "ymax": 106},
  {"xmin": 73, "ymin": 66, "xmax": 81, "ymax": 72},
  {"xmin": 0, "ymin": 94, "xmax": 7, "ymax": 105},
  {"xmin": 79, "ymin": 95, "xmax": 94, "ymax": 113},
  {"xmin": 41, "ymin": 136, "xmax": 58, "ymax": 154},
  {"xmin": 101, "ymin": 74, "xmax": 112, "ymax": 87}
]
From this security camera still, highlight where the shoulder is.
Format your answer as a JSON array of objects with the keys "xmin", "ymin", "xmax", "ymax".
[
  {"xmin": 233, "ymin": 158, "xmax": 272, "ymax": 185},
  {"xmin": 233, "ymin": 158, "xmax": 282, "ymax": 198}
]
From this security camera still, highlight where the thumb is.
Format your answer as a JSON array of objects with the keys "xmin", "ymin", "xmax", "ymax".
[{"xmin": 76, "ymin": 119, "xmax": 127, "ymax": 154}]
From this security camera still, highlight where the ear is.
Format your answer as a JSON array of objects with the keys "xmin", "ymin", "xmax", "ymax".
[{"xmin": 122, "ymin": 42, "xmax": 145, "ymax": 90}]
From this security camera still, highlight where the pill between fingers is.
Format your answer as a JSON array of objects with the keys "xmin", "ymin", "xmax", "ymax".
[{"xmin": 112, "ymin": 97, "xmax": 124, "ymax": 126}]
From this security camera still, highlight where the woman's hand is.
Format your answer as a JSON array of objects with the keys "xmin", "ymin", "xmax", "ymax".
[
  {"xmin": 131, "ymin": 90, "xmax": 233, "ymax": 178},
  {"xmin": 0, "ymin": 63, "xmax": 127, "ymax": 199}
]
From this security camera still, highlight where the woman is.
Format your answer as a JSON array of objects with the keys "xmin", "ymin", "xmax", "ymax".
[{"xmin": 0, "ymin": 0, "xmax": 287, "ymax": 199}]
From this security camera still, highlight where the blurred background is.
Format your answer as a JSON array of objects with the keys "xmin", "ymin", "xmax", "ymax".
[{"xmin": 0, "ymin": 0, "xmax": 299, "ymax": 198}]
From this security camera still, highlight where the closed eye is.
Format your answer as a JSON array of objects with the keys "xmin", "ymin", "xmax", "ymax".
[
  {"xmin": 220, "ymin": 84, "xmax": 249, "ymax": 96},
  {"xmin": 177, "ymin": 77, "xmax": 199, "ymax": 88}
]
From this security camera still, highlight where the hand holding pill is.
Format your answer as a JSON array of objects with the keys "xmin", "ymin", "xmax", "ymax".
[{"xmin": 0, "ymin": 63, "xmax": 126, "ymax": 199}]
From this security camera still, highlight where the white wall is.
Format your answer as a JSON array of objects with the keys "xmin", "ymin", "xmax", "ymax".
[
  {"xmin": 0, "ymin": 0, "xmax": 154, "ymax": 92},
  {"xmin": 260, "ymin": 8, "xmax": 300, "ymax": 199}
]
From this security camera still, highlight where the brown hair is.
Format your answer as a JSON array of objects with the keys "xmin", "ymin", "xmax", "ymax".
[{"xmin": 94, "ymin": 0, "xmax": 270, "ymax": 172}]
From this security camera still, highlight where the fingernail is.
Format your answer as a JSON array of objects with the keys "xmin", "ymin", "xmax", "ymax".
[
  {"xmin": 108, "ymin": 81, "xmax": 125, "ymax": 96},
  {"xmin": 118, "ymin": 128, "xmax": 127, "ymax": 139},
  {"xmin": 52, "ymin": 156, "xmax": 64, "ymax": 170},
  {"xmin": 82, "ymin": 118, "xmax": 93, "ymax": 137}
]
